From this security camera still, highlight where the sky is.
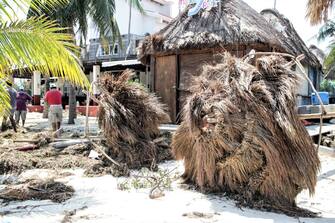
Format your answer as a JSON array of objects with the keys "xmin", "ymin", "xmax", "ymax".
[{"xmin": 170, "ymin": 0, "xmax": 332, "ymax": 52}]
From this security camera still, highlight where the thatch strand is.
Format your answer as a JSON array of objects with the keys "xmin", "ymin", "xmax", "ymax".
[
  {"xmin": 172, "ymin": 53, "xmax": 320, "ymax": 213},
  {"xmin": 98, "ymin": 70, "xmax": 171, "ymax": 169},
  {"xmin": 306, "ymin": 0, "xmax": 334, "ymax": 25}
]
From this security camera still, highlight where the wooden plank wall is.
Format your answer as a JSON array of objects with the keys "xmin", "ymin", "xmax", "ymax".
[
  {"xmin": 155, "ymin": 55, "xmax": 177, "ymax": 121},
  {"xmin": 152, "ymin": 44, "xmax": 274, "ymax": 122},
  {"xmin": 178, "ymin": 53, "xmax": 219, "ymax": 112}
]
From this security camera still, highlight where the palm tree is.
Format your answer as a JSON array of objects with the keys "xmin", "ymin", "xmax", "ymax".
[
  {"xmin": 0, "ymin": 0, "xmax": 89, "ymax": 114},
  {"xmin": 30, "ymin": 0, "xmax": 143, "ymax": 124},
  {"xmin": 316, "ymin": 20, "xmax": 335, "ymax": 76},
  {"xmin": 317, "ymin": 20, "xmax": 335, "ymax": 41},
  {"xmin": 306, "ymin": 0, "xmax": 334, "ymax": 25},
  {"xmin": 42, "ymin": 78, "xmax": 50, "ymax": 118},
  {"xmin": 127, "ymin": 0, "xmax": 144, "ymax": 59}
]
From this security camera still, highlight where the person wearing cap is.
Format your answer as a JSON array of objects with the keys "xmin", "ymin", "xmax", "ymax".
[
  {"xmin": 15, "ymin": 88, "xmax": 32, "ymax": 127},
  {"xmin": 1, "ymin": 81, "xmax": 17, "ymax": 132},
  {"xmin": 44, "ymin": 83, "xmax": 63, "ymax": 132}
]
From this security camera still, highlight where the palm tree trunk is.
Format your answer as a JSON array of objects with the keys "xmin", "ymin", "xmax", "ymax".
[
  {"xmin": 68, "ymin": 27, "xmax": 78, "ymax": 124},
  {"xmin": 127, "ymin": 0, "xmax": 132, "ymax": 55},
  {"xmin": 68, "ymin": 84, "xmax": 77, "ymax": 124},
  {"xmin": 42, "ymin": 78, "xmax": 50, "ymax": 118}
]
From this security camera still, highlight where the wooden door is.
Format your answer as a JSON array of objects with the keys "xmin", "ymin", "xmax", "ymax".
[
  {"xmin": 178, "ymin": 53, "xmax": 215, "ymax": 110},
  {"xmin": 155, "ymin": 55, "xmax": 177, "ymax": 121}
]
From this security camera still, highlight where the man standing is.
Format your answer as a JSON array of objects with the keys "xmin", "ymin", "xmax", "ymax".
[
  {"xmin": 1, "ymin": 81, "xmax": 17, "ymax": 132},
  {"xmin": 15, "ymin": 88, "xmax": 32, "ymax": 127},
  {"xmin": 44, "ymin": 83, "xmax": 63, "ymax": 132}
]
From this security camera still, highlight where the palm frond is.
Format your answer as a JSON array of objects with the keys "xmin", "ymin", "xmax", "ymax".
[
  {"xmin": 1, "ymin": 0, "xmax": 69, "ymax": 21},
  {"xmin": 73, "ymin": 0, "xmax": 88, "ymax": 43},
  {"xmin": 89, "ymin": 0, "xmax": 121, "ymax": 45},
  {"xmin": 306, "ymin": 0, "xmax": 334, "ymax": 25},
  {"xmin": 324, "ymin": 46, "xmax": 335, "ymax": 71},
  {"xmin": 0, "ymin": 76, "xmax": 10, "ymax": 114},
  {"xmin": 318, "ymin": 20, "xmax": 335, "ymax": 40},
  {"xmin": 0, "ymin": 16, "xmax": 89, "ymax": 88},
  {"xmin": 127, "ymin": 0, "xmax": 144, "ymax": 14}
]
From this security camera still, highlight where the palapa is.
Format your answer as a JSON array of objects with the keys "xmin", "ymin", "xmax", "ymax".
[
  {"xmin": 172, "ymin": 52, "xmax": 320, "ymax": 214},
  {"xmin": 98, "ymin": 70, "xmax": 171, "ymax": 169}
]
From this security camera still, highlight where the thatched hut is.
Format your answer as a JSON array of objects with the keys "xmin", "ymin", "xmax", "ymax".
[
  {"xmin": 138, "ymin": 0, "xmax": 322, "ymax": 121},
  {"xmin": 260, "ymin": 9, "xmax": 323, "ymax": 106}
]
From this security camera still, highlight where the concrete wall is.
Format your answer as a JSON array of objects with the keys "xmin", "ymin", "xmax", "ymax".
[
  {"xmin": 86, "ymin": 0, "xmax": 173, "ymax": 39},
  {"xmin": 296, "ymin": 65, "xmax": 309, "ymax": 97},
  {"xmin": 83, "ymin": 0, "xmax": 173, "ymax": 63}
]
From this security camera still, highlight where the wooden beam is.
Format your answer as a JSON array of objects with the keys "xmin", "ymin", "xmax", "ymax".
[{"xmin": 298, "ymin": 112, "xmax": 335, "ymax": 120}]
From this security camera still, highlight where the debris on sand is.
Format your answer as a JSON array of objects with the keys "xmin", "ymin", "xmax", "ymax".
[
  {"xmin": 0, "ymin": 135, "xmax": 105, "ymax": 176},
  {"xmin": 117, "ymin": 167, "xmax": 179, "ymax": 199},
  {"xmin": 182, "ymin": 212, "xmax": 216, "ymax": 219},
  {"xmin": 0, "ymin": 179, "xmax": 74, "ymax": 203},
  {"xmin": 172, "ymin": 53, "xmax": 320, "ymax": 216},
  {"xmin": 321, "ymin": 133, "xmax": 335, "ymax": 148},
  {"xmin": 32, "ymin": 132, "xmax": 53, "ymax": 147},
  {"xmin": 98, "ymin": 70, "xmax": 172, "ymax": 170}
]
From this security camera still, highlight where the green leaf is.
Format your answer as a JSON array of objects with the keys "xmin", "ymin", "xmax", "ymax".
[
  {"xmin": 317, "ymin": 20, "xmax": 335, "ymax": 41},
  {"xmin": 0, "ymin": 17, "xmax": 89, "ymax": 88}
]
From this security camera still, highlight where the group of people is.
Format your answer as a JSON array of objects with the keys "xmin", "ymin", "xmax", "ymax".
[
  {"xmin": 1, "ymin": 82, "xmax": 63, "ymax": 133},
  {"xmin": 1, "ymin": 82, "xmax": 32, "ymax": 132}
]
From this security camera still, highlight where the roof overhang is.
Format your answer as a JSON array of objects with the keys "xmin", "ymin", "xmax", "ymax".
[{"xmin": 102, "ymin": 59, "xmax": 141, "ymax": 68}]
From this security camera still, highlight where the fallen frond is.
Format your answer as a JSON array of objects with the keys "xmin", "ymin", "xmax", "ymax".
[
  {"xmin": 98, "ymin": 70, "xmax": 171, "ymax": 169},
  {"xmin": 172, "ymin": 52, "xmax": 320, "ymax": 215}
]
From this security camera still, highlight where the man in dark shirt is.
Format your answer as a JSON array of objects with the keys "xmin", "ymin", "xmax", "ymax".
[
  {"xmin": 1, "ymin": 82, "xmax": 17, "ymax": 132},
  {"xmin": 15, "ymin": 88, "xmax": 32, "ymax": 127}
]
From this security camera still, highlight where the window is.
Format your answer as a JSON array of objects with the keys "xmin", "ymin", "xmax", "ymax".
[
  {"xmin": 135, "ymin": 40, "xmax": 140, "ymax": 47},
  {"xmin": 97, "ymin": 43, "xmax": 119, "ymax": 56},
  {"xmin": 113, "ymin": 44, "xmax": 119, "ymax": 55},
  {"xmin": 97, "ymin": 45, "xmax": 110, "ymax": 56},
  {"xmin": 109, "ymin": 45, "xmax": 114, "ymax": 55}
]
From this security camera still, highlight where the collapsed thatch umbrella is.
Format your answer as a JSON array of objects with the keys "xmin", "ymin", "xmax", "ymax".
[
  {"xmin": 172, "ymin": 53, "xmax": 320, "ymax": 214},
  {"xmin": 98, "ymin": 70, "xmax": 171, "ymax": 169}
]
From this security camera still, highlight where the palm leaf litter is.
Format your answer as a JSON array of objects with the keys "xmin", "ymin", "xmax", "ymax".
[
  {"xmin": 172, "ymin": 52, "xmax": 320, "ymax": 216},
  {"xmin": 98, "ymin": 70, "xmax": 172, "ymax": 170}
]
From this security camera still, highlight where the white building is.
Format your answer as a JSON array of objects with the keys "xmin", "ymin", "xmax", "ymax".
[
  {"xmin": 78, "ymin": 0, "xmax": 174, "ymax": 98},
  {"xmin": 86, "ymin": 0, "xmax": 173, "ymax": 41},
  {"xmin": 83, "ymin": 0, "xmax": 173, "ymax": 71}
]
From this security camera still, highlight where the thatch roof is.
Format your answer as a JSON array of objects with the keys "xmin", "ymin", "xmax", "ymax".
[
  {"xmin": 139, "ymin": 0, "xmax": 321, "ymax": 68},
  {"xmin": 309, "ymin": 44, "xmax": 326, "ymax": 65},
  {"xmin": 260, "ymin": 9, "xmax": 321, "ymax": 68}
]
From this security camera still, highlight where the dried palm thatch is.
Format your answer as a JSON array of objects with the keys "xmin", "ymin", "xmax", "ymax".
[
  {"xmin": 98, "ymin": 70, "xmax": 171, "ymax": 169},
  {"xmin": 138, "ymin": 0, "xmax": 321, "ymax": 69},
  {"xmin": 172, "ymin": 53, "xmax": 320, "ymax": 214},
  {"xmin": 306, "ymin": 0, "xmax": 334, "ymax": 25},
  {"xmin": 0, "ymin": 180, "xmax": 74, "ymax": 203}
]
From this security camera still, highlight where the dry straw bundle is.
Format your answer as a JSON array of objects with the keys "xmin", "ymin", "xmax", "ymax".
[
  {"xmin": 98, "ymin": 70, "xmax": 171, "ymax": 169},
  {"xmin": 172, "ymin": 53, "xmax": 320, "ymax": 213}
]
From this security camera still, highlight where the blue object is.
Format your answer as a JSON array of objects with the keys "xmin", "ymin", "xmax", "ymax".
[
  {"xmin": 311, "ymin": 92, "xmax": 329, "ymax": 105},
  {"xmin": 188, "ymin": 0, "xmax": 204, "ymax": 16}
]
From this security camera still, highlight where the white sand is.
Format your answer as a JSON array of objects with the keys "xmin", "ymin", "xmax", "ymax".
[{"xmin": 1, "ymin": 112, "xmax": 334, "ymax": 223}]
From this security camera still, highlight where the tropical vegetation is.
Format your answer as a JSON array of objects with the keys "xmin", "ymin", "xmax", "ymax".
[
  {"xmin": 307, "ymin": 0, "xmax": 335, "ymax": 81},
  {"xmin": 29, "ymin": 0, "xmax": 143, "ymax": 124},
  {"xmin": 306, "ymin": 0, "xmax": 334, "ymax": 25},
  {"xmin": 0, "ymin": 0, "xmax": 89, "ymax": 114}
]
